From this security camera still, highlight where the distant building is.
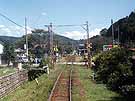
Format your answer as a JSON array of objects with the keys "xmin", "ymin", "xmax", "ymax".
[
  {"xmin": 0, "ymin": 44, "xmax": 3, "ymax": 64},
  {"xmin": 0, "ymin": 44, "xmax": 3, "ymax": 54},
  {"xmin": 0, "ymin": 43, "xmax": 8, "ymax": 65},
  {"xmin": 0, "ymin": 44, "xmax": 28, "ymax": 66},
  {"xmin": 78, "ymin": 44, "xmax": 87, "ymax": 55},
  {"xmin": 14, "ymin": 48, "xmax": 28, "ymax": 63}
]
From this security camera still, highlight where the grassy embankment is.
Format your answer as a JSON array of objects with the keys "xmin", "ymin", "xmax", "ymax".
[
  {"xmin": 1, "ymin": 64, "xmax": 125, "ymax": 101},
  {"xmin": 0, "ymin": 67, "xmax": 16, "ymax": 77},
  {"xmin": 1, "ymin": 64, "xmax": 64, "ymax": 101},
  {"xmin": 72, "ymin": 65, "xmax": 125, "ymax": 101}
]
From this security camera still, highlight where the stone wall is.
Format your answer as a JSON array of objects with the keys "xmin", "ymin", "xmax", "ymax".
[{"xmin": 0, "ymin": 70, "xmax": 28, "ymax": 98}]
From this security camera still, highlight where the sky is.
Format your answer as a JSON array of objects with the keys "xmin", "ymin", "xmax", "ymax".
[{"xmin": 0, "ymin": 0, "xmax": 135, "ymax": 40}]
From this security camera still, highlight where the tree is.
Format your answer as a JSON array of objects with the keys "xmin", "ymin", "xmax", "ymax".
[
  {"xmin": 100, "ymin": 28, "xmax": 107, "ymax": 36},
  {"xmin": 3, "ymin": 43, "xmax": 16, "ymax": 66},
  {"xmin": 105, "ymin": 11, "xmax": 135, "ymax": 45},
  {"xmin": 94, "ymin": 48, "xmax": 135, "ymax": 97},
  {"xmin": 31, "ymin": 29, "xmax": 48, "ymax": 34}
]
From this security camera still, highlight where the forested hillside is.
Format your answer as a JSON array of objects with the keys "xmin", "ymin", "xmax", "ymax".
[
  {"xmin": 101, "ymin": 11, "xmax": 135, "ymax": 46},
  {"xmin": 0, "ymin": 36, "xmax": 20, "ymax": 44},
  {"xmin": 15, "ymin": 29, "xmax": 78, "ymax": 56},
  {"xmin": 91, "ymin": 11, "xmax": 135, "ymax": 51}
]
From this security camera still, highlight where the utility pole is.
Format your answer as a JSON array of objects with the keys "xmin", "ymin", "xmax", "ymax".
[
  {"xmin": 48, "ymin": 23, "xmax": 54, "ymax": 68},
  {"xmin": 86, "ymin": 21, "xmax": 91, "ymax": 68},
  {"xmin": 44, "ymin": 22, "xmax": 92, "ymax": 67},
  {"xmin": 86, "ymin": 21, "xmax": 89, "ymax": 44},
  {"xmin": 118, "ymin": 25, "xmax": 120, "ymax": 46},
  {"xmin": 25, "ymin": 17, "xmax": 28, "ymax": 61},
  {"xmin": 72, "ymin": 37, "xmax": 74, "ymax": 54},
  {"xmin": 111, "ymin": 19, "xmax": 114, "ymax": 46}
]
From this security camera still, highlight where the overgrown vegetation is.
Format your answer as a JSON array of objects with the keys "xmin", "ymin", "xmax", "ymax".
[
  {"xmin": 3, "ymin": 42, "xmax": 16, "ymax": 65},
  {"xmin": 0, "ymin": 67, "xmax": 16, "ymax": 77},
  {"xmin": 28, "ymin": 69, "xmax": 46, "ymax": 81},
  {"xmin": 0, "ymin": 36, "xmax": 19, "ymax": 44},
  {"xmin": 76, "ymin": 65, "xmax": 123, "ymax": 101},
  {"xmin": 1, "ymin": 64, "xmax": 64, "ymax": 101},
  {"xmin": 22, "ymin": 57, "xmax": 52, "ymax": 81},
  {"xmin": 101, "ymin": 11, "xmax": 135, "ymax": 46},
  {"xmin": 39, "ymin": 57, "xmax": 52, "ymax": 69},
  {"xmin": 15, "ymin": 30, "xmax": 77, "ymax": 56},
  {"xmin": 93, "ymin": 47, "xmax": 135, "ymax": 98}
]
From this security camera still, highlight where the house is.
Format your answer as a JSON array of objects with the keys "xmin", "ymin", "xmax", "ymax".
[
  {"xmin": 78, "ymin": 44, "xmax": 87, "ymax": 56},
  {"xmin": 0, "ymin": 43, "xmax": 8, "ymax": 65},
  {"xmin": 0, "ymin": 44, "xmax": 3, "ymax": 64},
  {"xmin": 14, "ymin": 48, "xmax": 28, "ymax": 63}
]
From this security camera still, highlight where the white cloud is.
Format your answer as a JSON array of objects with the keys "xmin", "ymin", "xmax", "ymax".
[
  {"xmin": 41, "ymin": 12, "xmax": 47, "ymax": 16},
  {"xmin": 64, "ymin": 31, "xmax": 83, "ymax": 40},
  {"xmin": 62, "ymin": 28, "xmax": 103, "ymax": 40},
  {"xmin": 89, "ymin": 28, "xmax": 102, "ymax": 38},
  {"xmin": 0, "ymin": 25, "xmax": 32, "ymax": 37},
  {"xmin": 0, "ymin": 25, "xmax": 5, "ymax": 28},
  {"xmin": 0, "ymin": 24, "xmax": 102, "ymax": 40}
]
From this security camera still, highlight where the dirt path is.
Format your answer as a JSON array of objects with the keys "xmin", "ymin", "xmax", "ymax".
[{"xmin": 72, "ymin": 68, "xmax": 86, "ymax": 101}]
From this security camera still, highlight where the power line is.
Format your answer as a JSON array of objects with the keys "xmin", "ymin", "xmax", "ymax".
[
  {"xmin": 44, "ymin": 24, "xmax": 86, "ymax": 28},
  {"xmin": 44, "ymin": 22, "xmax": 92, "ymax": 68},
  {"xmin": 0, "ymin": 12, "xmax": 24, "ymax": 28}
]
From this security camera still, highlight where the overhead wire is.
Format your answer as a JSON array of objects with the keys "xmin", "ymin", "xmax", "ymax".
[
  {"xmin": 0, "ymin": 12, "xmax": 24, "ymax": 28},
  {"xmin": 44, "ymin": 24, "xmax": 86, "ymax": 28},
  {"xmin": 0, "ymin": 12, "xmax": 35, "ymax": 35}
]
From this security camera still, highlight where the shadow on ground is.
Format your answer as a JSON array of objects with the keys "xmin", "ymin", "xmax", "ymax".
[
  {"xmin": 28, "ymin": 69, "xmax": 46, "ymax": 81},
  {"xmin": 97, "ymin": 96, "xmax": 133, "ymax": 101}
]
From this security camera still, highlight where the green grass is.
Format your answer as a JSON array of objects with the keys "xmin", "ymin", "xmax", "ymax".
[
  {"xmin": 1, "ymin": 64, "xmax": 65, "ymax": 101},
  {"xmin": 72, "ymin": 85, "xmax": 87, "ymax": 101},
  {"xmin": 1, "ymin": 65, "xmax": 126, "ymax": 101},
  {"xmin": 76, "ymin": 65, "xmax": 126, "ymax": 101},
  {"xmin": 0, "ymin": 67, "xmax": 16, "ymax": 77},
  {"xmin": 71, "ymin": 67, "xmax": 87, "ymax": 101}
]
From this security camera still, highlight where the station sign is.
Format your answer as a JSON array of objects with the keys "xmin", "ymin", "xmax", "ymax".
[
  {"xmin": 103, "ymin": 45, "xmax": 118, "ymax": 51},
  {"xmin": 103, "ymin": 45, "xmax": 112, "ymax": 51}
]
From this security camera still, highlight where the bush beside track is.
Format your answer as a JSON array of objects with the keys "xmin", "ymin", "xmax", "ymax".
[{"xmin": 93, "ymin": 47, "xmax": 135, "ymax": 98}]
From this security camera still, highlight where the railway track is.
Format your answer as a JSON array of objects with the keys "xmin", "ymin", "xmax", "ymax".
[{"xmin": 48, "ymin": 67, "xmax": 72, "ymax": 101}]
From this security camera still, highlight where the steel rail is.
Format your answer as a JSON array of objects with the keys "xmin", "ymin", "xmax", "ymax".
[
  {"xmin": 48, "ymin": 70, "xmax": 63, "ymax": 101},
  {"xmin": 69, "ymin": 69, "xmax": 73, "ymax": 101},
  {"xmin": 48, "ymin": 68, "xmax": 73, "ymax": 101}
]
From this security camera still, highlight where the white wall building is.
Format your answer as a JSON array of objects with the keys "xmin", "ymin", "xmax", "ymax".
[{"xmin": 0, "ymin": 44, "xmax": 4, "ymax": 65}]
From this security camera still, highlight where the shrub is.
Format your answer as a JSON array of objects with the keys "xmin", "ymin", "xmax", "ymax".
[
  {"xmin": 28, "ymin": 69, "xmax": 45, "ymax": 81},
  {"xmin": 39, "ymin": 57, "xmax": 53, "ymax": 69},
  {"xmin": 94, "ymin": 47, "xmax": 135, "ymax": 97},
  {"xmin": 22, "ymin": 64, "xmax": 30, "ymax": 69},
  {"xmin": 39, "ymin": 58, "xmax": 49, "ymax": 67},
  {"xmin": 120, "ymin": 84, "xmax": 135, "ymax": 97}
]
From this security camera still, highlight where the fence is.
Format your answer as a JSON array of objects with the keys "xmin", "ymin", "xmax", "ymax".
[{"xmin": 0, "ymin": 70, "xmax": 28, "ymax": 98}]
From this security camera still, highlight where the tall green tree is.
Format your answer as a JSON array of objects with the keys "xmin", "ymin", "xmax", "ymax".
[
  {"xmin": 3, "ymin": 43, "xmax": 16, "ymax": 66},
  {"xmin": 100, "ymin": 28, "xmax": 108, "ymax": 36}
]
